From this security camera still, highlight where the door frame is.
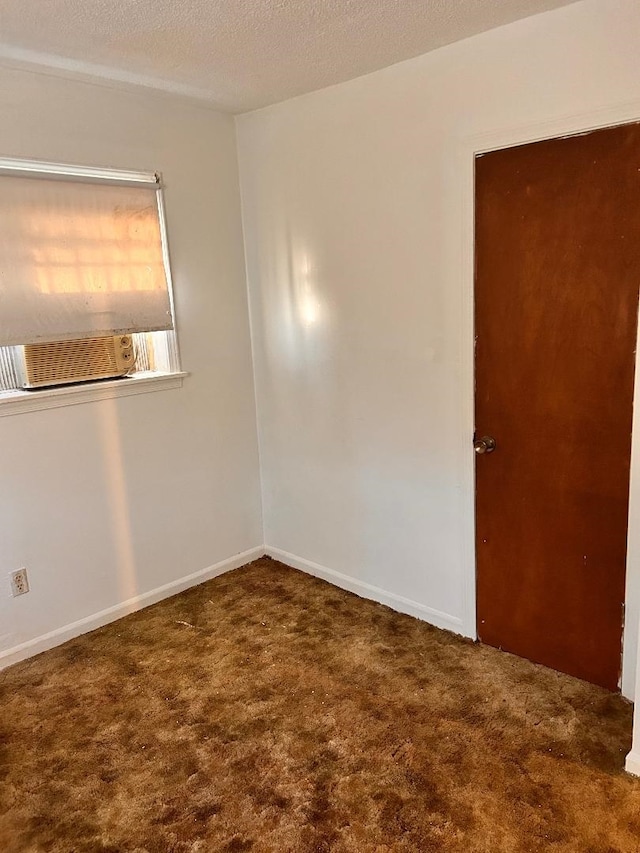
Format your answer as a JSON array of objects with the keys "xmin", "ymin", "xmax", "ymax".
[{"xmin": 458, "ymin": 99, "xmax": 640, "ymax": 701}]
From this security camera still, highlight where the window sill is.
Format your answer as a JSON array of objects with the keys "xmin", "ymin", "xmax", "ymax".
[{"xmin": 0, "ymin": 371, "xmax": 187, "ymax": 417}]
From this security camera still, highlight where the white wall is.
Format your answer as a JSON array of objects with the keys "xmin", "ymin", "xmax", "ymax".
[
  {"xmin": 236, "ymin": 0, "xmax": 640, "ymax": 697},
  {"xmin": 0, "ymin": 66, "xmax": 263, "ymax": 661}
]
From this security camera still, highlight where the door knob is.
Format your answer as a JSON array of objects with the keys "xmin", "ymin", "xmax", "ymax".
[{"xmin": 474, "ymin": 435, "xmax": 496, "ymax": 454}]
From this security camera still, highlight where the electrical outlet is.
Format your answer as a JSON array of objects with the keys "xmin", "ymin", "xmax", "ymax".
[{"xmin": 10, "ymin": 568, "xmax": 29, "ymax": 597}]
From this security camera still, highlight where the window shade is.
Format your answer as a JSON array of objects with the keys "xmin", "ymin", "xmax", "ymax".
[{"xmin": 0, "ymin": 174, "xmax": 173, "ymax": 346}]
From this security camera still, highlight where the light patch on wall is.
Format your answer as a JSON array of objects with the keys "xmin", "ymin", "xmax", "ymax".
[
  {"xmin": 98, "ymin": 400, "xmax": 138, "ymax": 602},
  {"xmin": 296, "ymin": 253, "xmax": 322, "ymax": 328},
  {"xmin": 270, "ymin": 228, "xmax": 329, "ymax": 373}
]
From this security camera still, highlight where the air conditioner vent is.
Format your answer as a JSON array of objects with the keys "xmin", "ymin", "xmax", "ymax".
[{"xmin": 18, "ymin": 335, "xmax": 135, "ymax": 389}]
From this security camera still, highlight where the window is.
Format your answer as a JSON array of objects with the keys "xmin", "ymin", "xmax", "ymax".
[{"xmin": 0, "ymin": 158, "xmax": 182, "ymax": 404}]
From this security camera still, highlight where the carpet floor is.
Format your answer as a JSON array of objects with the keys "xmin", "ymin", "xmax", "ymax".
[{"xmin": 1, "ymin": 556, "xmax": 639, "ymax": 852}]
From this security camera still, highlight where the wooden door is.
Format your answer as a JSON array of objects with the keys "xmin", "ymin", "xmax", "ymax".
[{"xmin": 475, "ymin": 123, "xmax": 640, "ymax": 691}]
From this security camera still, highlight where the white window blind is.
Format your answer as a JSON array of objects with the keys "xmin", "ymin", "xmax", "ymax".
[{"xmin": 0, "ymin": 167, "xmax": 173, "ymax": 346}]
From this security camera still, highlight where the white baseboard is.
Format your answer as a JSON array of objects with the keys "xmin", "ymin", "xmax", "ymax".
[
  {"xmin": 626, "ymin": 751, "xmax": 640, "ymax": 777},
  {"xmin": 266, "ymin": 546, "xmax": 464, "ymax": 635},
  {"xmin": 0, "ymin": 545, "xmax": 265, "ymax": 671}
]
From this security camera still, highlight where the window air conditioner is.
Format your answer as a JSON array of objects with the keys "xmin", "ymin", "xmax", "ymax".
[{"xmin": 17, "ymin": 335, "xmax": 135, "ymax": 389}]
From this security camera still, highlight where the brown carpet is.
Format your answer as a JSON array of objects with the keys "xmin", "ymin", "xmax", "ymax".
[{"xmin": 1, "ymin": 556, "xmax": 639, "ymax": 852}]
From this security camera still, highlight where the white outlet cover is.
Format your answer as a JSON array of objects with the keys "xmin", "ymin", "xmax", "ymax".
[{"xmin": 10, "ymin": 568, "xmax": 29, "ymax": 596}]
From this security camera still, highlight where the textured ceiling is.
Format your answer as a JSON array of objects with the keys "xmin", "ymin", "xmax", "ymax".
[{"xmin": 0, "ymin": 0, "xmax": 578, "ymax": 113}]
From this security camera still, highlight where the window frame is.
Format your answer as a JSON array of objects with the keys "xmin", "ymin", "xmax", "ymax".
[{"xmin": 0, "ymin": 157, "xmax": 185, "ymax": 414}]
